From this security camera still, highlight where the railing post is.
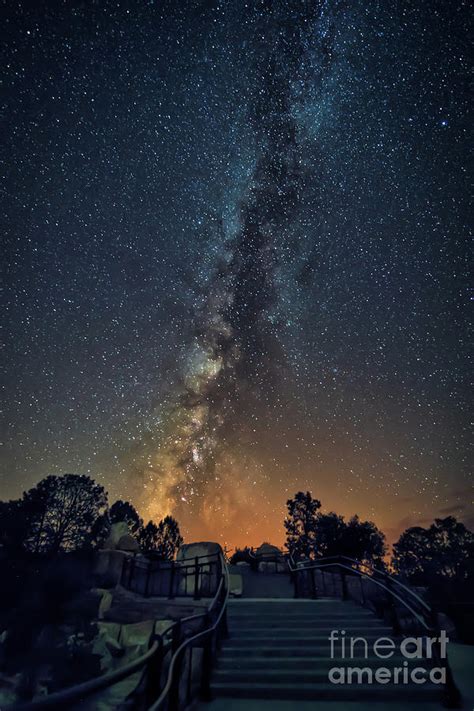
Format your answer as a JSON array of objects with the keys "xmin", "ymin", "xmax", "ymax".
[
  {"xmin": 310, "ymin": 567, "xmax": 317, "ymax": 599},
  {"xmin": 169, "ymin": 560, "xmax": 176, "ymax": 599},
  {"xmin": 222, "ymin": 601, "xmax": 229, "ymax": 639},
  {"xmin": 200, "ymin": 616, "xmax": 213, "ymax": 702},
  {"xmin": 145, "ymin": 559, "xmax": 152, "ymax": 597},
  {"xmin": 340, "ymin": 569, "xmax": 347, "ymax": 600},
  {"xmin": 120, "ymin": 557, "xmax": 127, "ymax": 586},
  {"xmin": 321, "ymin": 570, "xmax": 327, "ymax": 596},
  {"xmin": 385, "ymin": 578, "xmax": 401, "ymax": 634},
  {"xmin": 169, "ymin": 622, "xmax": 182, "ymax": 711},
  {"xmin": 194, "ymin": 556, "xmax": 201, "ymax": 600},
  {"xmin": 186, "ymin": 647, "xmax": 193, "ymax": 705},
  {"xmin": 128, "ymin": 555, "xmax": 135, "ymax": 589},
  {"xmin": 145, "ymin": 635, "xmax": 164, "ymax": 705}
]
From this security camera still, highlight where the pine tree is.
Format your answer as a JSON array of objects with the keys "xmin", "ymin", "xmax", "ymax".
[{"xmin": 284, "ymin": 491, "xmax": 321, "ymax": 560}]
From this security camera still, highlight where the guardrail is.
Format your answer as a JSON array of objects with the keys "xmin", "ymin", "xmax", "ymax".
[
  {"xmin": 122, "ymin": 551, "xmax": 222, "ymax": 598},
  {"xmin": 148, "ymin": 558, "xmax": 230, "ymax": 710},
  {"xmin": 10, "ymin": 552, "xmax": 230, "ymax": 711},
  {"xmin": 288, "ymin": 554, "xmax": 462, "ymax": 708}
]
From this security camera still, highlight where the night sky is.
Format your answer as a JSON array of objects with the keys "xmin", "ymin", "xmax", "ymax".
[{"xmin": 2, "ymin": 0, "xmax": 471, "ymax": 549}]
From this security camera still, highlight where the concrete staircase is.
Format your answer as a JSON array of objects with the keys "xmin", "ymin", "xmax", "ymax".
[{"xmin": 211, "ymin": 598, "xmax": 442, "ymax": 703}]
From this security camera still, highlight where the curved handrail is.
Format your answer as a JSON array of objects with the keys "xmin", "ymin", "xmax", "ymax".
[
  {"xmin": 10, "ymin": 553, "xmax": 226, "ymax": 711},
  {"xmin": 309, "ymin": 561, "xmax": 431, "ymax": 631},
  {"xmin": 289, "ymin": 554, "xmax": 431, "ymax": 613},
  {"xmin": 10, "ymin": 634, "xmax": 163, "ymax": 711},
  {"xmin": 148, "ymin": 553, "xmax": 230, "ymax": 711}
]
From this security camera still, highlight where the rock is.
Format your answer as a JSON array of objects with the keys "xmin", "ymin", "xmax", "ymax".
[
  {"xmin": 103, "ymin": 521, "xmax": 130, "ymax": 550},
  {"xmin": 177, "ymin": 541, "xmax": 222, "ymax": 563},
  {"xmin": 93, "ymin": 549, "xmax": 128, "ymax": 588},
  {"xmin": 62, "ymin": 589, "xmax": 113, "ymax": 623},
  {"xmin": 117, "ymin": 534, "xmax": 140, "ymax": 553},
  {"xmin": 176, "ymin": 542, "xmax": 223, "ymax": 596},
  {"xmin": 93, "ymin": 626, "xmax": 124, "ymax": 672},
  {"xmin": 92, "ymin": 588, "xmax": 113, "ymax": 619}
]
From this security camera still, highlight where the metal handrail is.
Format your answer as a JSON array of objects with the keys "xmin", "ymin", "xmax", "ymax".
[
  {"xmin": 308, "ymin": 561, "xmax": 431, "ymax": 631},
  {"xmin": 10, "ymin": 629, "xmax": 163, "ymax": 711},
  {"xmin": 10, "ymin": 553, "xmax": 227, "ymax": 711},
  {"xmin": 148, "ymin": 553, "xmax": 230, "ymax": 711},
  {"xmin": 289, "ymin": 554, "xmax": 431, "ymax": 613},
  {"xmin": 289, "ymin": 556, "xmax": 462, "ymax": 707},
  {"xmin": 123, "ymin": 549, "xmax": 222, "ymax": 599},
  {"xmin": 140, "ymin": 551, "xmax": 221, "ymax": 565}
]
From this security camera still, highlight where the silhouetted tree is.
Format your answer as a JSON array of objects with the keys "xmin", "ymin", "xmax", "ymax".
[
  {"xmin": 311, "ymin": 512, "xmax": 386, "ymax": 564},
  {"xmin": 342, "ymin": 515, "xmax": 387, "ymax": 564},
  {"xmin": 137, "ymin": 521, "xmax": 160, "ymax": 552},
  {"xmin": 109, "ymin": 500, "xmax": 142, "ymax": 535},
  {"xmin": 137, "ymin": 516, "xmax": 183, "ymax": 559},
  {"xmin": 284, "ymin": 491, "xmax": 321, "ymax": 560},
  {"xmin": 89, "ymin": 512, "xmax": 111, "ymax": 549},
  {"xmin": 312, "ymin": 512, "xmax": 346, "ymax": 557},
  {"xmin": 156, "ymin": 516, "xmax": 183, "ymax": 560},
  {"xmin": 393, "ymin": 517, "xmax": 474, "ymax": 585},
  {"xmin": 20, "ymin": 474, "xmax": 108, "ymax": 554},
  {"xmin": 0, "ymin": 499, "xmax": 30, "ymax": 551}
]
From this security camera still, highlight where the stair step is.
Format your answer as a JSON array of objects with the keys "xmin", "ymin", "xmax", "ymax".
[
  {"xmin": 220, "ymin": 645, "xmax": 399, "ymax": 658},
  {"xmin": 217, "ymin": 656, "xmax": 418, "ymax": 670},
  {"xmin": 228, "ymin": 602, "xmax": 358, "ymax": 608},
  {"xmin": 227, "ymin": 600, "xmax": 356, "ymax": 615},
  {"xmin": 210, "ymin": 681, "xmax": 441, "ymax": 701},
  {"xmin": 228, "ymin": 613, "xmax": 377, "ymax": 621},
  {"xmin": 227, "ymin": 608, "xmax": 376, "ymax": 620},
  {"xmin": 228, "ymin": 625, "xmax": 393, "ymax": 635},
  {"xmin": 212, "ymin": 666, "xmax": 435, "ymax": 684},
  {"xmin": 223, "ymin": 633, "xmax": 394, "ymax": 645}
]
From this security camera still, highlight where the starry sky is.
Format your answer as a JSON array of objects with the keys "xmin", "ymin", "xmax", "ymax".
[{"xmin": 2, "ymin": 0, "xmax": 471, "ymax": 550}]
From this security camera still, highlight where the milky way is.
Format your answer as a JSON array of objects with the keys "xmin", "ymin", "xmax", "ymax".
[
  {"xmin": 136, "ymin": 1, "xmax": 329, "ymax": 530},
  {"xmin": 2, "ymin": 0, "xmax": 471, "ymax": 547}
]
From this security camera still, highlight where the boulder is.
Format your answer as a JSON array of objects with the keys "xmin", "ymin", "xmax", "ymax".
[
  {"xmin": 93, "ymin": 549, "xmax": 128, "ymax": 588},
  {"xmin": 176, "ymin": 542, "xmax": 223, "ymax": 597},
  {"xmin": 92, "ymin": 588, "xmax": 113, "ymax": 619},
  {"xmin": 103, "ymin": 521, "xmax": 130, "ymax": 550},
  {"xmin": 177, "ymin": 541, "xmax": 222, "ymax": 563},
  {"xmin": 117, "ymin": 534, "xmax": 140, "ymax": 553}
]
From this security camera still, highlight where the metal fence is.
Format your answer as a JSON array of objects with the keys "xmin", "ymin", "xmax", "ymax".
[{"xmin": 121, "ymin": 551, "xmax": 223, "ymax": 599}]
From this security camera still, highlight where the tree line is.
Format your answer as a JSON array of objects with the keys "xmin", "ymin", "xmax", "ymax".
[
  {"xmin": 282, "ymin": 491, "xmax": 473, "ymax": 582},
  {"xmin": 231, "ymin": 490, "xmax": 473, "ymax": 619},
  {"xmin": 280, "ymin": 491, "xmax": 474, "ymax": 634},
  {"xmin": 0, "ymin": 474, "xmax": 182, "ymax": 560}
]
